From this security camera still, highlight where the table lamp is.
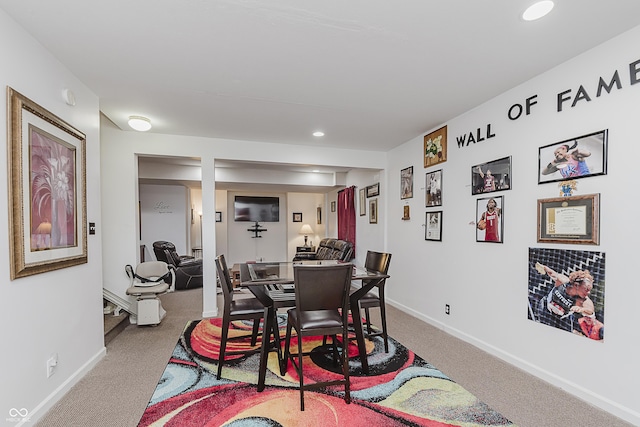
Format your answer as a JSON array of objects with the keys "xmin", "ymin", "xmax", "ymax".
[{"xmin": 298, "ymin": 223, "xmax": 314, "ymax": 247}]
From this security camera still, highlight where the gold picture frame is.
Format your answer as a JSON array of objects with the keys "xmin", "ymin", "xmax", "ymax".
[
  {"xmin": 424, "ymin": 125, "xmax": 447, "ymax": 168},
  {"xmin": 7, "ymin": 87, "xmax": 87, "ymax": 279},
  {"xmin": 537, "ymin": 194, "xmax": 600, "ymax": 245},
  {"xmin": 369, "ymin": 199, "xmax": 378, "ymax": 224}
]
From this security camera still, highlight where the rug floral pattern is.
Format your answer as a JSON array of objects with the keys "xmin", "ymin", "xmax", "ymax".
[{"xmin": 138, "ymin": 317, "xmax": 515, "ymax": 426}]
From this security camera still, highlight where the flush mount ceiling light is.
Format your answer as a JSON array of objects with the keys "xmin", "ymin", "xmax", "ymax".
[
  {"xmin": 128, "ymin": 115, "xmax": 152, "ymax": 131},
  {"xmin": 312, "ymin": 131, "xmax": 325, "ymax": 137},
  {"xmin": 522, "ymin": 1, "xmax": 554, "ymax": 21}
]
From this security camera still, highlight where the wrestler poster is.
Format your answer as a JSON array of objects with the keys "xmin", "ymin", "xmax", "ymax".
[{"xmin": 528, "ymin": 248, "xmax": 605, "ymax": 342}]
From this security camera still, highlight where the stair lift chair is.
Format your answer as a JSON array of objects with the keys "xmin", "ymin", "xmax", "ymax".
[{"xmin": 125, "ymin": 261, "xmax": 175, "ymax": 326}]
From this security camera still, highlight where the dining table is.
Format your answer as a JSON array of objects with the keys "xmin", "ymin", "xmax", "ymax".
[{"xmin": 239, "ymin": 260, "xmax": 390, "ymax": 391}]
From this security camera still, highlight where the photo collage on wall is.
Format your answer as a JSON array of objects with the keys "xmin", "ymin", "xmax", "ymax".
[
  {"xmin": 530, "ymin": 129, "xmax": 608, "ymax": 341},
  {"xmin": 423, "ymin": 126, "xmax": 447, "ymax": 241}
]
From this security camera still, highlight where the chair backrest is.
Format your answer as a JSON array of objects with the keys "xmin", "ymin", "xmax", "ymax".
[
  {"xmin": 153, "ymin": 241, "xmax": 181, "ymax": 266},
  {"xmin": 293, "ymin": 263, "xmax": 352, "ymax": 313},
  {"xmin": 215, "ymin": 255, "xmax": 234, "ymax": 304},
  {"xmin": 129, "ymin": 261, "xmax": 175, "ymax": 287},
  {"xmin": 364, "ymin": 251, "xmax": 392, "ymax": 275}
]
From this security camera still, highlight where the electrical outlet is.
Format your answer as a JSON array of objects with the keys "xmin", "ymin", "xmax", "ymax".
[
  {"xmin": 46, "ymin": 354, "xmax": 58, "ymax": 378},
  {"xmin": 445, "ymin": 304, "xmax": 450, "ymax": 315}
]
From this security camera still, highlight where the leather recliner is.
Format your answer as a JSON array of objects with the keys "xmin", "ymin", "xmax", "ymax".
[
  {"xmin": 152, "ymin": 241, "xmax": 203, "ymax": 290},
  {"xmin": 293, "ymin": 238, "xmax": 353, "ymax": 262}
]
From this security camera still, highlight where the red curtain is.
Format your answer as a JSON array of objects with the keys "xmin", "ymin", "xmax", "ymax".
[{"xmin": 337, "ymin": 186, "xmax": 356, "ymax": 259}]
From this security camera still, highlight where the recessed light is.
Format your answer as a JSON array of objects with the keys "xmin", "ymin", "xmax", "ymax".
[
  {"xmin": 128, "ymin": 116, "xmax": 152, "ymax": 131},
  {"xmin": 312, "ymin": 169, "xmax": 320, "ymax": 173},
  {"xmin": 312, "ymin": 131, "xmax": 324, "ymax": 137},
  {"xmin": 522, "ymin": 1, "xmax": 554, "ymax": 21}
]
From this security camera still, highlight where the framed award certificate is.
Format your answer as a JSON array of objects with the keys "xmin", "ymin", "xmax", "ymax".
[{"xmin": 537, "ymin": 194, "xmax": 599, "ymax": 245}]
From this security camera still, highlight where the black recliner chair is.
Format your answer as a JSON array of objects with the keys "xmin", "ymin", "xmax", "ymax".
[{"xmin": 152, "ymin": 241, "xmax": 203, "ymax": 290}]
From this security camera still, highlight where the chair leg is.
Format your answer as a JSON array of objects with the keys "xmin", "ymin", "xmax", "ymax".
[
  {"xmin": 250, "ymin": 317, "xmax": 260, "ymax": 346},
  {"xmin": 298, "ymin": 331, "xmax": 305, "ymax": 411},
  {"xmin": 217, "ymin": 316, "xmax": 230, "ymax": 380},
  {"xmin": 282, "ymin": 322, "xmax": 293, "ymax": 376},
  {"xmin": 378, "ymin": 291, "xmax": 388, "ymax": 353},
  {"xmin": 364, "ymin": 307, "xmax": 373, "ymax": 334},
  {"xmin": 342, "ymin": 329, "xmax": 351, "ymax": 404}
]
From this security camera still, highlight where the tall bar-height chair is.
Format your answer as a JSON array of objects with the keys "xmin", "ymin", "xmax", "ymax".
[
  {"xmin": 352, "ymin": 251, "xmax": 392, "ymax": 352},
  {"xmin": 282, "ymin": 263, "xmax": 353, "ymax": 411},
  {"xmin": 215, "ymin": 255, "xmax": 265, "ymax": 380}
]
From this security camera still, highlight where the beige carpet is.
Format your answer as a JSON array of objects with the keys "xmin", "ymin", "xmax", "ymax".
[{"xmin": 36, "ymin": 288, "xmax": 632, "ymax": 427}]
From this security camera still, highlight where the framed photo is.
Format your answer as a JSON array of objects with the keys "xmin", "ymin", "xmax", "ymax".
[
  {"xmin": 369, "ymin": 199, "xmax": 378, "ymax": 224},
  {"xmin": 401, "ymin": 166, "xmax": 413, "ymax": 199},
  {"xmin": 317, "ymin": 207, "xmax": 322, "ymax": 224},
  {"xmin": 537, "ymin": 194, "xmax": 600, "ymax": 245},
  {"xmin": 402, "ymin": 205, "xmax": 410, "ymax": 221},
  {"xmin": 366, "ymin": 183, "xmax": 380, "ymax": 198},
  {"xmin": 331, "ymin": 201, "xmax": 336, "ymax": 212},
  {"xmin": 476, "ymin": 195, "xmax": 503, "ymax": 243},
  {"xmin": 538, "ymin": 129, "xmax": 608, "ymax": 184},
  {"xmin": 293, "ymin": 212, "xmax": 302, "ymax": 222},
  {"xmin": 425, "ymin": 169, "xmax": 442, "ymax": 207},
  {"xmin": 528, "ymin": 247, "xmax": 606, "ymax": 341},
  {"xmin": 7, "ymin": 88, "xmax": 87, "ymax": 279},
  {"xmin": 472, "ymin": 156, "xmax": 511, "ymax": 195},
  {"xmin": 425, "ymin": 211, "xmax": 442, "ymax": 241},
  {"xmin": 424, "ymin": 125, "xmax": 447, "ymax": 168},
  {"xmin": 359, "ymin": 188, "xmax": 366, "ymax": 216},
  {"xmin": 215, "ymin": 211, "xmax": 222, "ymax": 222}
]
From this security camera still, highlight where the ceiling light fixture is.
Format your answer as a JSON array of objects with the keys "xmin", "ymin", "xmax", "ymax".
[
  {"xmin": 522, "ymin": 1, "xmax": 554, "ymax": 21},
  {"xmin": 312, "ymin": 131, "xmax": 324, "ymax": 137},
  {"xmin": 128, "ymin": 115, "xmax": 152, "ymax": 132}
]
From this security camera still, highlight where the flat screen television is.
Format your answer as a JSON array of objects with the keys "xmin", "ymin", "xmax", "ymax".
[{"xmin": 234, "ymin": 196, "xmax": 280, "ymax": 222}]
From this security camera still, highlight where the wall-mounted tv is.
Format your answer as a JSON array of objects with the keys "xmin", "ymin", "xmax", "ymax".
[{"xmin": 234, "ymin": 196, "xmax": 280, "ymax": 222}]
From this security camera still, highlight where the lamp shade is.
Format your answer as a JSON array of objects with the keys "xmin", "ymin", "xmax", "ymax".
[{"xmin": 299, "ymin": 224, "xmax": 314, "ymax": 235}]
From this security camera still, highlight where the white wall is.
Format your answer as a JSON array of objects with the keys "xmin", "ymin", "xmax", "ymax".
[
  {"xmin": 140, "ymin": 184, "xmax": 190, "ymax": 257},
  {"xmin": 386, "ymin": 26, "xmax": 640, "ymax": 424},
  {"xmin": 0, "ymin": 9, "xmax": 104, "ymax": 424}
]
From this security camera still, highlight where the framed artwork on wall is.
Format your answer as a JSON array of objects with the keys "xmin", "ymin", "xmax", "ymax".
[
  {"xmin": 293, "ymin": 212, "xmax": 302, "ymax": 222},
  {"xmin": 472, "ymin": 156, "xmax": 511, "ymax": 195},
  {"xmin": 317, "ymin": 207, "xmax": 322, "ymax": 224},
  {"xmin": 331, "ymin": 201, "xmax": 336, "ymax": 212},
  {"xmin": 366, "ymin": 183, "xmax": 380, "ymax": 198},
  {"xmin": 7, "ymin": 88, "xmax": 88, "ymax": 279},
  {"xmin": 216, "ymin": 211, "xmax": 222, "ymax": 222},
  {"xmin": 425, "ymin": 169, "xmax": 442, "ymax": 207},
  {"xmin": 538, "ymin": 129, "xmax": 608, "ymax": 184},
  {"xmin": 425, "ymin": 211, "xmax": 442, "ymax": 241},
  {"xmin": 402, "ymin": 205, "xmax": 410, "ymax": 220},
  {"xmin": 369, "ymin": 199, "xmax": 378, "ymax": 224},
  {"xmin": 359, "ymin": 188, "xmax": 366, "ymax": 216},
  {"xmin": 401, "ymin": 166, "xmax": 413, "ymax": 199},
  {"xmin": 424, "ymin": 125, "xmax": 447, "ymax": 168},
  {"xmin": 537, "ymin": 194, "xmax": 599, "ymax": 245},
  {"xmin": 476, "ymin": 195, "xmax": 503, "ymax": 243}
]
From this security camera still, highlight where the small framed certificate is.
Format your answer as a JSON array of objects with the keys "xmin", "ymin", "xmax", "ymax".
[{"xmin": 537, "ymin": 194, "xmax": 599, "ymax": 245}]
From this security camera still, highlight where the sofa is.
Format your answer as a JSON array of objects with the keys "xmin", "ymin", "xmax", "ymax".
[
  {"xmin": 152, "ymin": 241, "xmax": 203, "ymax": 290},
  {"xmin": 293, "ymin": 238, "xmax": 354, "ymax": 262}
]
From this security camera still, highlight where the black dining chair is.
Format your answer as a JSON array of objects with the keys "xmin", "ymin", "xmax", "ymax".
[
  {"xmin": 282, "ymin": 263, "xmax": 353, "ymax": 411},
  {"xmin": 352, "ymin": 251, "xmax": 392, "ymax": 352},
  {"xmin": 215, "ymin": 255, "xmax": 266, "ymax": 380}
]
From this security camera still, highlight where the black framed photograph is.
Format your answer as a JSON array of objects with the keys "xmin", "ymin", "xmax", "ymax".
[
  {"xmin": 317, "ymin": 207, "xmax": 322, "ymax": 224},
  {"xmin": 472, "ymin": 156, "xmax": 511, "ymax": 195},
  {"xmin": 359, "ymin": 188, "xmax": 366, "ymax": 216},
  {"xmin": 476, "ymin": 195, "xmax": 503, "ymax": 243},
  {"xmin": 425, "ymin": 211, "xmax": 442, "ymax": 241},
  {"xmin": 538, "ymin": 129, "xmax": 608, "ymax": 184},
  {"xmin": 215, "ymin": 211, "xmax": 222, "ymax": 222},
  {"xmin": 425, "ymin": 169, "xmax": 442, "ymax": 207},
  {"xmin": 331, "ymin": 201, "xmax": 336, "ymax": 212},
  {"xmin": 366, "ymin": 183, "xmax": 380, "ymax": 198},
  {"xmin": 293, "ymin": 212, "xmax": 302, "ymax": 222},
  {"xmin": 401, "ymin": 166, "xmax": 413, "ymax": 199},
  {"xmin": 369, "ymin": 199, "xmax": 378, "ymax": 224},
  {"xmin": 537, "ymin": 194, "xmax": 600, "ymax": 245}
]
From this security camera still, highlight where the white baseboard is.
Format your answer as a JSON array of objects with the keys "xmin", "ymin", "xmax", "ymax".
[
  {"xmin": 386, "ymin": 298, "xmax": 640, "ymax": 426},
  {"xmin": 21, "ymin": 347, "xmax": 106, "ymax": 426}
]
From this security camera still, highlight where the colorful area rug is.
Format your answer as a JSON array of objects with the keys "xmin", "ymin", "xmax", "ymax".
[{"xmin": 138, "ymin": 317, "xmax": 515, "ymax": 426}]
